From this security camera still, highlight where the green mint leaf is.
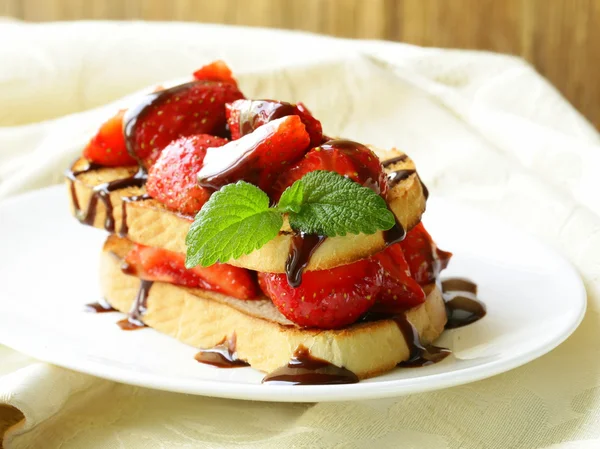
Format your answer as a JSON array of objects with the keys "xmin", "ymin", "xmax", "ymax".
[
  {"xmin": 287, "ymin": 170, "xmax": 395, "ymax": 236},
  {"xmin": 185, "ymin": 181, "xmax": 283, "ymax": 268},
  {"xmin": 277, "ymin": 180, "xmax": 305, "ymax": 214}
]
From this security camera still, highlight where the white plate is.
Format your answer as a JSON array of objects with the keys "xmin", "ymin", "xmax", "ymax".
[{"xmin": 0, "ymin": 186, "xmax": 586, "ymax": 402}]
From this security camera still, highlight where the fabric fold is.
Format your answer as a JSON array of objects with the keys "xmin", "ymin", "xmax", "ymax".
[{"xmin": 1, "ymin": 20, "xmax": 599, "ymax": 449}]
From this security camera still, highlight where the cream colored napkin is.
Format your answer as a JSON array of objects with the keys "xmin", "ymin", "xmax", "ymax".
[{"xmin": 1, "ymin": 21, "xmax": 599, "ymax": 449}]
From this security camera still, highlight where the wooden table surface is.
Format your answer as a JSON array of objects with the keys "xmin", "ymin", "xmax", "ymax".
[{"xmin": 1, "ymin": 0, "xmax": 598, "ymax": 129}]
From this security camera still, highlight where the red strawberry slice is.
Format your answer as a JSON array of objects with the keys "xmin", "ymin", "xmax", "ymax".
[
  {"xmin": 258, "ymin": 258, "xmax": 381, "ymax": 329},
  {"xmin": 83, "ymin": 110, "xmax": 137, "ymax": 167},
  {"xmin": 400, "ymin": 223, "xmax": 452, "ymax": 285},
  {"xmin": 371, "ymin": 244, "xmax": 426, "ymax": 312},
  {"xmin": 272, "ymin": 139, "xmax": 388, "ymax": 199},
  {"xmin": 226, "ymin": 99, "xmax": 323, "ymax": 146},
  {"xmin": 198, "ymin": 115, "xmax": 311, "ymax": 192},
  {"xmin": 193, "ymin": 60, "xmax": 239, "ymax": 88},
  {"xmin": 124, "ymin": 243, "xmax": 259, "ymax": 300},
  {"xmin": 126, "ymin": 80, "xmax": 244, "ymax": 168},
  {"xmin": 146, "ymin": 134, "xmax": 228, "ymax": 215}
]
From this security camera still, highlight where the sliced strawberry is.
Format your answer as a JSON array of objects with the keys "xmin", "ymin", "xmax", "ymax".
[
  {"xmin": 371, "ymin": 244, "xmax": 426, "ymax": 312},
  {"xmin": 124, "ymin": 243, "xmax": 259, "ymax": 300},
  {"xmin": 146, "ymin": 135, "xmax": 228, "ymax": 215},
  {"xmin": 226, "ymin": 99, "xmax": 323, "ymax": 146},
  {"xmin": 127, "ymin": 81, "xmax": 244, "ymax": 168},
  {"xmin": 193, "ymin": 60, "xmax": 239, "ymax": 88},
  {"xmin": 296, "ymin": 102, "xmax": 323, "ymax": 146},
  {"xmin": 400, "ymin": 223, "xmax": 453, "ymax": 285},
  {"xmin": 258, "ymin": 258, "xmax": 381, "ymax": 329},
  {"xmin": 272, "ymin": 139, "xmax": 388, "ymax": 199},
  {"xmin": 83, "ymin": 110, "xmax": 137, "ymax": 167},
  {"xmin": 198, "ymin": 115, "xmax": 311, "ymax": 192}
]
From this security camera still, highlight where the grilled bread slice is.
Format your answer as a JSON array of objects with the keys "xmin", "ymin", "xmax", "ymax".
[
  {"xmin": 101, "ymin": 235, "xmax": 447, "ymax": 379},
  {"xmin": 69, "ymin": 146, "xmax": 426, "ymax": 273}
]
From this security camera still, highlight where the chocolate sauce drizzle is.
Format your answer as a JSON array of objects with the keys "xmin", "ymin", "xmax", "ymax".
[
  {"xmin": 84, "ymin": 298, "xmax": 116, "ymax": 313},
  {"xmin": 123, "ymin": 81, "xmax": 199, "ymax": 167},
  {"xmin": 195, "ymin": 334, "xmax": 249, "ymax": 368},
  {"xmin": 65, "ymin": 162, "xmax": 104, "ymax": 213},
  {"xmin": 116, "ymin": 279, "xmax": 154, "ymax": 330},
  {"xmin": 321, "ymin": 140, "xmax": 384, "ymax": 194},
  {"xmin": 379, "ymin": 155, "xmax": 427, "ymax": 248},
  {"xmin": 238, "ymin": 100, "xmax": 297, "ymax": 137},
  {"xmin": 285, "ymin": 232, "xmax": 326, "ymax": 288},
  {"xmin": 118, "ymin": 193, "xmax": 152, "ymax": 238},
  {"xmin": 387, "ymin": 169, "xmax": 416, "ymax": 188},
  {"xmin": 67, "ymin": 163, "xmax": 148, "ymax": 234},
  {"xmin": 442, "ymin": 278, "xmax": 486, "ymax": 329},
  {"xmin": 360, "ymin": 310, "xmax": 451, "ymax": 368},
  {"xmin": 381, "ymin": 154, "xmax": 408, "ymax": 167},
  {"xmin": 262, "ymin": 345, "xmax": 359, "ymax": 385},
  {"xmin": 381, "ymin": 155, "xmax": 429, "ymax": 199},
  {"xmin": 393, "ymin": 314, "xmax": 451, "ymax": 367},
  {"xmin": 382, "ymin": 221, "xmax": 407, "ymax": 247}
]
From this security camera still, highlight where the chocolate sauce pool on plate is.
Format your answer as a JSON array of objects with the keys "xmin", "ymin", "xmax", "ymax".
[
  {"xmin": 195, "ymin": 335, "xmax": 249, "ymax": 368},
  {"xmin": 84, "ymin": 298, "xmax": 116, "ymax": 313},
  {"xmin": 262, "ymin": 345, "xmax": 359, "ymax": 385},
  {"xmin": 442, "ymin": 278, "xmax": 486, "ymax": 329}
]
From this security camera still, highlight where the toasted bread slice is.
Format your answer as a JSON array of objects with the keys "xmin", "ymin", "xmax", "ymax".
[
  {"xmin": 69, "ymin": 146, "xmax": 426, "ymax": 273},
  {"xmin": 101, "ymin": 235, "xmax": 447, "ymax": 379}
]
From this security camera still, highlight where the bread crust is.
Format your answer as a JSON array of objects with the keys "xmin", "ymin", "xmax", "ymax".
[
  {"xmin": 101, "ymin": 235, "xmax": 447, "ymax": 379},
  {"xmin": 68, "ymin": 146, "xmax": 426, "ymax": 272}
]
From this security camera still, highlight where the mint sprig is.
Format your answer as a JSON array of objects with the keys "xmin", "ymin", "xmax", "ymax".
[
  {"xmin": 282, "ymin": 171, "xmax": 394, "ymax": 236},
  {"xmin": 186, "ymin": 171, "xmax": 395, "ymax": 268},
  {"xmin": 185, "ymin": 182, "xmax": 283, "ymax": 268}
]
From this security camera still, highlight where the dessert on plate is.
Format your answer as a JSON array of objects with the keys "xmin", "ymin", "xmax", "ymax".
[{"xmin": 66, "ymin": 61, "xmax": 485, "ymax": 384}]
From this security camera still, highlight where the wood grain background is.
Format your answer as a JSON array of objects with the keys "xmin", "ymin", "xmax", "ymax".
[{"xmin": 1, "ymin": 0, "xmax": 599, "ymax": 129}]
